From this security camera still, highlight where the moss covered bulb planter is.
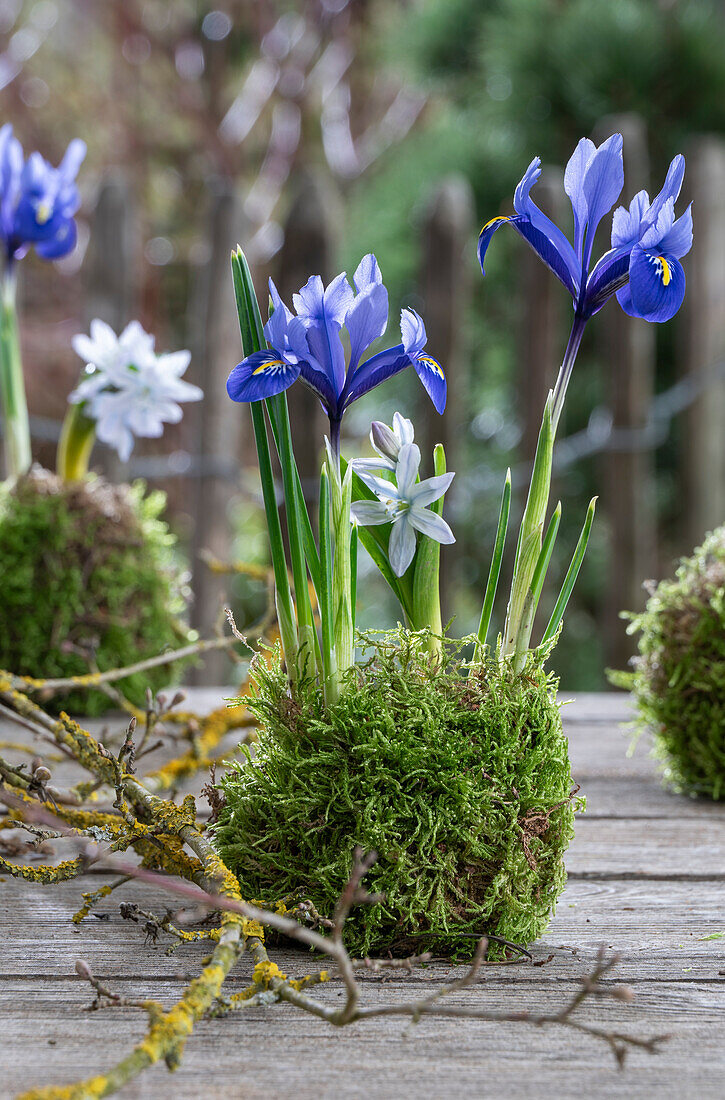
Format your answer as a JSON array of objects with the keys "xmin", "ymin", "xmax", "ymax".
[
  {"xmin": 215, "ymin": 132, "xmax": 691, "ymax": 959},
  {"xmin": 612, "ymin": 528, "xmax": 725, "ymax": 801},
  {"xmin": 216, "ymin": 635, "xmax": 580, "ymax": 957},
  {"xmin": 0, "ymin": 468, "xmax": 192, "ymax": 715}
]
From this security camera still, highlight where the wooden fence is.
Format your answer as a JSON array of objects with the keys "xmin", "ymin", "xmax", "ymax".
[{"xmin": 13, "ymin": 122, "xmax": 725, "ymax": 679}]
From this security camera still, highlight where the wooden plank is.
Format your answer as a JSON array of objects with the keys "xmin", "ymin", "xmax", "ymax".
[
  {"xmin": 572, "ymin": 776, "xmax": 725, "ymax": 819},
  {"xmin": 2, "ymin": 879, "xmax": 723, "ymax": 984},
  {"xmin": 1, "ymin": 977, "xmax": 723, "ymax": 1100},
  {"xmin": 566, "ymin": 817, "xmax": 724, "ymax": 878},
  {"xmin": 2, "ymin": 692, "xmax": 724, "ymax": 1099}
]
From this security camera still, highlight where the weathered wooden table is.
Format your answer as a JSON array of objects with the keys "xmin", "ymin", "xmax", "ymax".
[{"xmin": 1, "ymin": 692, "xmax": 723, "ymax": 1099}]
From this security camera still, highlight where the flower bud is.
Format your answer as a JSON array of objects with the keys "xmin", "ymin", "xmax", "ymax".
[{"xmin": 370, "ymin": 420, "xmax": 400, "ymax": 461}]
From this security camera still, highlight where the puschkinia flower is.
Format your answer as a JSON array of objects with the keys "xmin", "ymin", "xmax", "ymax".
[
  {"xmin": 351, "ymin": 441, "xmax": 455, "ymax": 576},
  {"xmin": 69, "ymin": 319, "xmax": 202, "ymax": 461},
  {"xmin": 478, "ymin": 134, "xmax": 692, "ymax": 324},
  {"xmin": 0, "ymin": 125, "xmax": 86, "ymax": 265},
  {"xmin": 226, "ymin": 255, "xmax": 446, "ymax": 447},
  {"xmin": 354, "ymin": 410, "xmax": 415, "ymax": 473}
]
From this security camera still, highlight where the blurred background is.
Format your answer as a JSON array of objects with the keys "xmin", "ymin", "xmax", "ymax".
[{"xmin": 2, "ymin": 0, "xmax": 725, "ymax": 688}]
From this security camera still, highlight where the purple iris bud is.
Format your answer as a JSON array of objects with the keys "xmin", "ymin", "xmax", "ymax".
[
  {"xmin": 226, "ymin": 253, "xmax": 447, "ymax": 452},
  {"xmin": 0, "ymin": 125, "xmax": 86, "ymax": 265},
  {"xmin": 477, "ymin": 134, "xmax": 693, "ymax": 326}
]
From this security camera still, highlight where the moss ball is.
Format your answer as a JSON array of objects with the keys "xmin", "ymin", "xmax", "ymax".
[
  {"xmin": 0, "ymin": 468, "xmax": 193, "ymax": 715},
  {"xmin": 214, "ymin": 634, "xmax": 581, "ymax": 958},
  {"xmin": 614, "ymin": 528, "xmax": 725, "ymax": 800}
]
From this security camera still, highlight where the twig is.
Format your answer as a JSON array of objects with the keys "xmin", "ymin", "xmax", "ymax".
[{"xmin": 8, "ymin": 634, "xmax": 246, "ymax": 696}]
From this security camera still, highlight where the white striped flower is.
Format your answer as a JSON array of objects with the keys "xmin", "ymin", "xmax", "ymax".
[
  {"xmin": 351, "ymin": 441, "xmax": 455, "ymax": 576},
  {"xmin": 69, "ymin": 320, "xmax": 202, "ymax": 461}
]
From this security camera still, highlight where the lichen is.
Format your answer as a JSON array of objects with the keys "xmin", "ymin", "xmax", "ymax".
[
  {"xmin": 0, "ymin": 469, "xmax": 193, "ymax": 715},
  {"xmin": 610, "ymin": 526, "xmax": 725, "ymax": 800},
  {"xmin": 214, "ymin": 630, "xmax": 582, "ymax": 959}
]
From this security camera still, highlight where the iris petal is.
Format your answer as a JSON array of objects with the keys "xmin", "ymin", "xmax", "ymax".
[
  {"xmin": 400, "ymin": 308, "xmax": 427, "ymax": 357},
  {"xmin": 641, "ymin": 154, "xmax": 686, "ymax": 234},
  {"xmin": 298, "ymin": 359, "xmax": 340, "ymax": 416},
  {"xmin": 513, "ymin": 157, "xmax": 581, "ymax": 289},
  {"xmin": 564, "ymin": 137, "xmax": 596, "ymax": 257},
  {"xmin": 627, "ymin": 247, "xmax": 686, "ymax": 323},
  {"xmin": 352, "ymin": 253, "xmax": 382, "ymax": 292},
  {"xmin": 34, "ymin": 218, "xmax": 77, "ymax": 259},
  {"xmin": 344, "ymin": 345, "xmax": 410, "ymax": 407},
  {"xmin": 579, "ymin": 133, "xmax": 624, "ymax": 268},
  {"xmin": 412, "ymin": 353, "xmax": 447, "ymax": 414},
  {"xmin": 510, "ymin": 216, "xmax": 580, "ymax": 298},
  {"xmin": 477, "ymin": 214, "xmax": 512, "ymax": 276},
  {"xmin": 345, "ymin": 279, "xmax": 389, "ymax": 374},
  {"xmin": 657, "ymin": 202, "xmax": 693, "ymax": 260},
  {"xmin": 226, "ymin": 350, "xmax": 300, "ymax": 402},
  {"xmin": 583, "ymin": 247, "xmax": 631, "ymax": 317}
]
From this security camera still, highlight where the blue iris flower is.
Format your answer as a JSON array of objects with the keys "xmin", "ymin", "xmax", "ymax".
[
  {"xmin": 478, "ymin": 134, "xmax": 693, "ymax": 423},
  {"xmin": 0, "ymin": 124, "xmax": 86, "ymax": 267},
  {"xmin": 226, "ymin": 253, "xmax": 446, "ymax": 454}
]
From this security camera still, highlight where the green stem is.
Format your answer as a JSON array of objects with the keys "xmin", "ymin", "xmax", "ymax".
[
  {"xmin": 319, "ymin": 464, "xmax": 338, "ymax": 705},
  {"xmin": 327, "ymin": 445, "xmax": 354, "ymax": 683},
  {"xmin": 473, "ymin": 467, "xmax": 511, "ymax": 662},
  {"xmin": 231, "ymin": 249, "xmax": 298, "ymax": 672},
  {"xmin": 57, "ymin": 401, "xmax": 96, "ymax": 481},
  {"xmin": 412, "ymin": 443, "xmax": 448, "ymax": 657},
  {"xmin": 502, "ymin": 394, "xmax": 554, "ymax": 660},
  {"xmin": 267, "ymin": 392, "xmax": 319, "ymax": 678},
  {"xmin": 0, "ymin": 273, "xmax": 31, "ymax": 478},
  {"xmin": 250, "ymin": 401, "xmax": 299, "ymax": 670}
]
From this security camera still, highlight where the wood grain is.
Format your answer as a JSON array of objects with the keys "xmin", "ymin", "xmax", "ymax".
[{"xmin": 1, "ymin": 690, "xmax": 723, "ymax": 1100}]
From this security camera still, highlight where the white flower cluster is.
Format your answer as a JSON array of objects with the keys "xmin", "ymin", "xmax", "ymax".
[
  {"xmin": 69, "ymin": 319, "xmax": 202, "ymax": 461},
  {"xmin": 351, "ymin": 413, "xmax": 455, "ymax": 577}
]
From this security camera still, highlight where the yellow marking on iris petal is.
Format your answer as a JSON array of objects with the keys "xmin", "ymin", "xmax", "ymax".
[
  {"xmin": 418, "ymin": 355, "xmax": 445, "ymax": 379},
  {"xmin": 35, "ymin": 201, "xmax": 52, "ymax": 225},
  {"xmin": 252, "ymin": 358, "xmax": 285, "ymax": 375},
  {"xmin": 658, "ymin": 256, "xmax": 672, "ymax": 286},
  {"xmin": 480, "ymin": 215, "xmax": 509, "ymax": 235}
]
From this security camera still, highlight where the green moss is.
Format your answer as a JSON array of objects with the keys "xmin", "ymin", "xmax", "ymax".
[
  {"xmin": 0, "ymin": 469, "xmax": 193, "ymax": 715},
  {"xmin": 214, "ymin": 632, "xmax": 581, "ymax": 959},
  {"xmin": 610, "ymin": 528, "xmax": 725, "ymax": 801}
]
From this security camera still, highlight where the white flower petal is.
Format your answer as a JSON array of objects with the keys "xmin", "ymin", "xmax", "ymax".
[
  {"xmin": 392, "ymin": 411, "xmax": 415, "ymax": 447},
  {"xmin": 394, "ymin": 442, "xmax": 420, "ymax": 496},
  {"xmin": 350, "ymin": 501, "xmax": 390, "ymax": 526},
  {"xmin": 157, "ymin": 349, "xmax": 192, "ymax": 376},
  {"xmin": 408, "ymin": 507, "xmax": 455, "ymax": 544},
  {"xmin": 354, "ymin": 467, "xmax": 400, "ymax": 500},
  {"xmin": 388, "ymin": 516, "xmax": 416, "ymax": 576},
  {"xmin": 352, "ymin": 456, "xmax": 396, "ymax": 474},
  {"xmin": 410, "ymin": 471, "xmax": 455, "ymax": 508}
]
